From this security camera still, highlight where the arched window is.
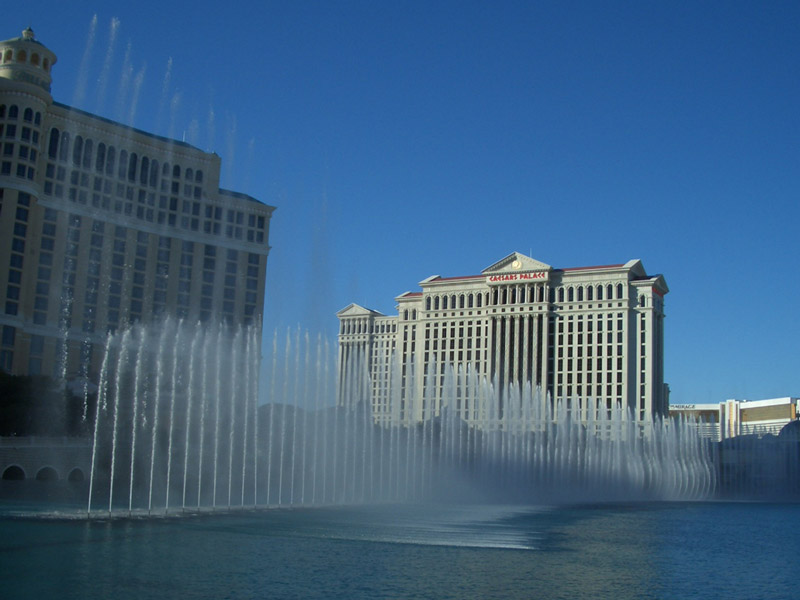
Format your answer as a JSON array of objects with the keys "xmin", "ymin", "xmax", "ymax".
[
  {"xmin": 172, "ymin": 164, "xmax": 180, "ymax": 178},
  {"xmin": 476, "ymin": 293, "xmax": 483, "ymax": 308},
  {"xmin": 118, "ymin": 150, "xmax": 128, "ymax": 179},
  {"xmin": 587, "ymin": 286, "xmax": 593, "ymax": 301},
  {"xmin": 128, "ymin": 152, "xmax": 138, "ymax": 181},
  {"xmin": 425, "ymin": 297, "xmax": 431, "ymax": 311},
  {"xmin": 412, "ymin": 310, "xmax": 417, "ymax": 320},
  {"xmin": 9, "ymin": 105, "xmax": 19, "ymax": 119},
  {"xmin": 639, "ymin": 295, "xmax": 646, "ymax": 307},
  {"xmin": 617, "ymin": 283, "xmax": 624, "ymax": 299},
  {"xmin": 577, "ymin": 287, "xmax": 584, "ymax": 302},
  {"xmin": 450, "ymin": 294, "xmax": 456, "ymax": 309},
  {"xmin": 95, "ymin": 143, "xmax": 106, "ymax": 172},
  {"xmin": 468, "ymin": 294, "xmax": 474, "ymax": 308},
  {"xmin": 82, "ymin": 139, "xmax": 93, "ymax": 169},
  {"xmin": 162, "ymin": 162, "xmax": 170, "ymax": 176},
  {"xmin": 34, "ymin": 112, "xmax": 41, "ymax": 125},
  {"xmin": 2, "ymin": 50, "xmax": 12, "ymax": 63},
  {"xmin": 31, "ymin": 53, "xmax": 40, "ymax": 66},
  {"xmin": 185, "ymin": 167, "xmax": 193, "ymax": 181},
  {"xmin": 442, "ymin": 296, "xmax": 448, "ymax": 310},
  {"xmin": 597, "ymin": 285, "xmax": 603, "ymax": 300},
  {"xmin": 58, "ymin": 131, "xmax": 70, "ymax": 162},
  {"xmin": 459, "ymin": 294, "xmax": 465, "ymax": 309},
  {"xmin": 47, "ymin": 128, "xmax": 59, "ymax": 159},
  {"xmin": 42, "ymin": 57, "xmax": 49, "ymax": 71},
  {"xmin": 404, "ymin": 310, "xmax": 409, "ymax": 320},
  {"xmin": 149, "ymin": 160, "xmax": 159, "ymax": 187},
  {"xmin": 567, "ymin": 287, "xmax": 574, "ymax": 302},
  {"xmin": 72, "ymin": 135, "xmax": 83, "ymax": 166},
  {"xmin": 606, "ymin": 284, "xmax": 613, "ymax": 300},
  {"xmin": 195, "ymin": 170, "xmax": 203, "ymax": 183},
  {"xmin": 17, "ymin": 50, "xmax": 26, "ymax": 63},
  {"xmin": 434, "ymin": 296, "xmax": 440, "ymax": 310},
  {"xmin": 140, "ymin": 157, "xmax": 149, "ymax": 185},
  {"xmin": 105, "ymin": 146, "xmax": 116, "ymax": 176},
  {"xmin": 23, "ymin": 108, "xmax": 33, "ymax": 122},
  {"xmin": 558, "ymin": 287, "xmax": 565, "ymax": 303}
]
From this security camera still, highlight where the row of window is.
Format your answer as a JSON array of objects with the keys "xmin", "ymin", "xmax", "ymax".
[
  {"xmin": 0, "ymin": 48, "xmax": 52, "ymax": 71},
  {"xmin": 48, "ymin": 129, "xmax": 203, "ymax": 186},
  {"xmin": 0, "ymin": 105, "xmax": 43, "ymax": 125}
]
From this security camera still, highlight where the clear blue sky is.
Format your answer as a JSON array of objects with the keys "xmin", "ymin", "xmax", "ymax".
[{"xmin": 6, "ymin": 2, "xmax": 799, "ymax": 404}]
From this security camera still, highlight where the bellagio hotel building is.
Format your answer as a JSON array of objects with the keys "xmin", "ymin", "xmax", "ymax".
[
  {"xmin": 338, "ymin": 252, "xmax": 668, "ymax": 426},
  {"xmin": 0, "ymin": 29, "xmax": 274, "ymax": 384}
]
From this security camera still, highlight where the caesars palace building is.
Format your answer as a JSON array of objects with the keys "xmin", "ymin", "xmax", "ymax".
[
  {"xmin": 338, "ymin": 252, "xmax": 668, "ymax": 426},
  {"xmin": 0, "ymin": 29, "xmax": 274, "ymax": 384}
]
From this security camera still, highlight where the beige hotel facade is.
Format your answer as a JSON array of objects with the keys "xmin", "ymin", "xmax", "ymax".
[
  {"xmin": 338, "ymin": 252, "xmax": 668, "ymax": 426},
  {"xmin": 0, "ymin": 29, "xmax": 274, "ymax": 385}
]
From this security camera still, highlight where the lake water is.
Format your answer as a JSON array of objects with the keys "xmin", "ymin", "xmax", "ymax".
[{"xmin": 1, "ymin": 502, "xmax": 797, "ymax": 599}]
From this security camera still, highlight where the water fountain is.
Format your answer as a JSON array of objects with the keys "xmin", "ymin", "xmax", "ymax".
[{"xmin": 85, "ymin": 319, "xmax": 717, "ymax": 517}]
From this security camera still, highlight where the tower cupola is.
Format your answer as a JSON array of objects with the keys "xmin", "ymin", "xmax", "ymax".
[{"xmin": 0, "ymin": 27, "xmax": 57, "ymax": 94}]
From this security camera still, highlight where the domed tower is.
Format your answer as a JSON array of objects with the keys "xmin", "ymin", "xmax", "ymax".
[
  {"xmin": 0, "ymin": 28, "xmax": 56, "ymax": 186},
  {"xmin": 0, "ymin": 27, "xmax": 57, "ymax": 94}
]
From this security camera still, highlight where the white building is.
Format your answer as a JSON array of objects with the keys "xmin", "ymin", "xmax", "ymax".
[
  {"xmin": 338, "ymin": 252, "xmax": 668, "ymax": 426},
  {"xmin": 670, "ymin": 397, "xmax": 799, "ymax": 440}
]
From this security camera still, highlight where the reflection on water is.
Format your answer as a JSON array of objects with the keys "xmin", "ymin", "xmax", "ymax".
[{"xmin": 1, "ymin": 503, "xmax": 798, "ymax": 600}]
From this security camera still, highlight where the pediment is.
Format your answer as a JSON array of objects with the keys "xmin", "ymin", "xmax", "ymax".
[
  {"xmin": 482, "ymin": 252, "xmax": 551, "ymax": 274},
  {"xmin": 336, "ymin": 303, "xmax": 384, "ymax": 318}
]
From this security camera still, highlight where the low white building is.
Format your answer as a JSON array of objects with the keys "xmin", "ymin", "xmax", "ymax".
[{"xmin": 670, "ymin": 397, "xmax": 799, "ymax": 440}]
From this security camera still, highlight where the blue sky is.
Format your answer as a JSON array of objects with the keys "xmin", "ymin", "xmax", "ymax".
[{"xmin": 5, "ymin": 2, "xmax": 799, "ymax": 404}]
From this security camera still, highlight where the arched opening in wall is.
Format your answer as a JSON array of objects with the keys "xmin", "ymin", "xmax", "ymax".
[
  {"xmin": 2, "ymin": 465, "xmax": 25, "ymax": 480},
  {"xmin": 68, "ymin": 468, "xmax": 85, "ymax": 483},
  {"xmin": 442, "ymin": 296, "xmax": 448, "ymax": 310},
  {"xmin": 149, "ymin": 160, "xmax": 159, "ymax": 187},
  {"xmin": 23, "ymin": 107, "xmax": 33, "ymax": 122},
  {"xmin": 128, "ymin": 152, "xmax": 138, "ymax": 182},
  {"xmin": 31, "ymin": 53, "xmax": 40, "ymax": 66},
  {"xmin": 140, "ymin": 156, "xmax": 150, "ymax": 185},
  {"xmin": 82, "ymin": 139, "xmax": 93, "ymax": 170},
  {"xmin": 58, "ymin": 131, "xmax": 70, "ymax": 162},
  {"xmin": 48, "ymin": 128, "xmax": 59, "ymax": 159},
  {"xmin": 105, "ymin": 146, "xmax": 116, "ymax": 176},
  {"xmin": 72, "ymin": 135, "xmax": 83, "ymax": 166},
  {"xmin": 35, "ymin": 466, "xmax": 58, "ymax": 481},
  {"xmin": 95, "ymin": 143, "xmax": 106, "ymax": 172},
  {"xmin": 617, "ymin": 283, "xmax": 624, "ymax": 299},
  {"xmin": 17, "ymin": 50, "xmax": 27, "ymax": 63}
]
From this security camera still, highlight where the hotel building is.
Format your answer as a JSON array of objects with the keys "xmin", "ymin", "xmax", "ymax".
[
  {"xmin": 670, "ymin": 397, "xmax": 800, "ymax": 441},
  {"xmin": 338, "ymin": 252, "xmax": 668, "ymax": 426},
  {"xmin": 0, "ymin": 28, "xmax": 274, "ymax": 385}
]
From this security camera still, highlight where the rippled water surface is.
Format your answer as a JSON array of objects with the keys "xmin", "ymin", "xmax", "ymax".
[{"xmin": 1, "ymin": 502, "xmax": 798, "ymax": 599}]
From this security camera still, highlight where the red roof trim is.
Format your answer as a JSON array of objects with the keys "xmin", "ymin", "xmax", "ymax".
[{"xmin": 558, "ymin": 264, "xmax": 625, "ymax": 272}]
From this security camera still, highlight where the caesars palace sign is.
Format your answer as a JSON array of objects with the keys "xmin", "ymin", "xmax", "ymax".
[{"xmin": 486, "ymin": 271, "xmax": 548, "ymax": 284}]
